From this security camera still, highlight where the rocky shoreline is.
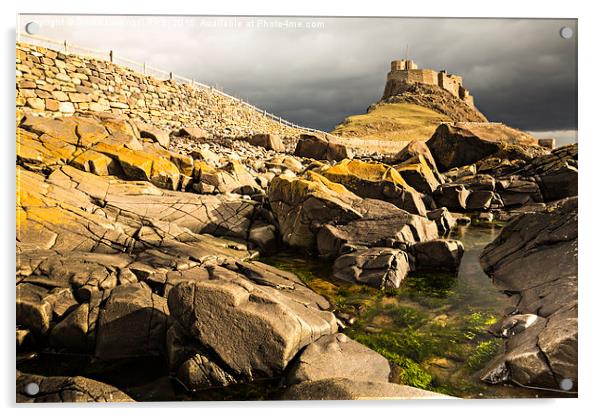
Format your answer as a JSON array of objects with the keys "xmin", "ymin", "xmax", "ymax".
[{"xmin": 16, "ymin": 109, "xmax": 577, "ymax": 401}]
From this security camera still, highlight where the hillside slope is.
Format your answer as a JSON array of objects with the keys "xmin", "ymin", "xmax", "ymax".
[{"xmin": 332, "ymin": 83, "xmax": 487, "ymax": 142}]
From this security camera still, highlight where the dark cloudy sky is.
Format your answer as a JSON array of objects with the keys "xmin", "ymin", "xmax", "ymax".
[{"xmin": 19, "ymin": 15, "xmax": 577, "ymax": 143}]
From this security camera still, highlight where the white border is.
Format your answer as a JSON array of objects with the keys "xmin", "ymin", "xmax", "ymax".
[{"xmin": 2, "ymin": 1, "xmax": 598, "ymax": 415}]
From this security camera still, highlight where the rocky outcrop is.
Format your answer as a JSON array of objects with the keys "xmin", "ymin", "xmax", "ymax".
[
  {"xmin": 286, "ymin": 333, "xmax": 391, "ymax": 384},
  {"xmin": 426, "ymin": 123, "xmax": 545, "ymax": 172},
  {"xmin": 281, "ymin": 378, "xmax": 449, "ymax": 400},
  {"xmin": 294, "ymin": 133, "xmax": 354, "ymax": 161},
  {"xmin": 479, "ymin": 197, "xmax": 577, "ymax": 392},
  {"xmin": 16, "ymin": 372, "xmax": 133, "ymax": 403}
]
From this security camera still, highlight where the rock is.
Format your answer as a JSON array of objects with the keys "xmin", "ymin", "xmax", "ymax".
[
  {"xmin": 480, "ymin": 197, "xmax": 577, "ymax": 391},
  {"xmin": 167, "ymin": 263, "xmax": 337, "ymax": 386},
  {"xmin": 16, "ymin": 283, "xmax": 52, "ymax": 336},
  {"xmin": 266, "ymin": 155, "xmax": 304, "ymax": 173},
  {"xmin": 287, "ymin": 333, "xmax": 391, "ymax": 384},
  {"xmin": 321, "ymin": 159, "xmax": 427, "ymax": 216},
  {"xmin": 496, "ymin": 177, "xmax": 542, "ymax": 208},
  {"xmin": 281, "ymin": 378, "xmax": 449, "ymax": 400},
  {"xmin": 95, "ymin": 283, "xmax": 169, "ymax": 360},
  {"xmin": 16, "ymin": 372, "xmax": 133, "ymax": 403},
  {"xmin": 466, "ymin": 190, "xmax": 495, "ymax": 210},
  {"xmin": 391, "ymin": 139, "xmax": 439, "ymax": 173},
  {"xmin": 249, "ymin": 133, "xmax": 285, "ymax": 152},
  {"xmin": 176, "ymin": 126, "xmax": 209, "ymax": 140},
  {"xmin": 136, "ymin": 121, "xmax": 170, "ymax": 148},
  {"xmin": 427, "ymin": 207, "xmax": 456, "ymax": 235},
  {"xmin": 426, "ymin": 123, "xmax": 542, "ymax": 171},
  {"xmin": 316, "ymin": 204, "xmax": 438, "ymax": 258},
  {"xmin": 332, "ymin": 248, "xmax": 411, "ymax": 289},
  {"xmin": 521, "ymin": 144, "xmax": 578, "ymax": 202},
  {"xmin": 395, "ymin": 158, "xmax": 441, "ymax": 195},
  {"xmin": 294, "ymin": 134, "xmax": 354, "ymax": 161},
  {"xmin": 433, "ymin": 184, "xmax": 470, "ymax": 211},
  {"xmin": 411, "ymin": 239, "xmax": 464, "ymax": 272},
  {"xmin": 267, "ymin": 172, "xmax": 364, "ymax": 249}
]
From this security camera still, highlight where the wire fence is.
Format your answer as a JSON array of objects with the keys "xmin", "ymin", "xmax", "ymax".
[{"xmin": 16, "ymin": 32, "xmax": 345, "ymax": 140}]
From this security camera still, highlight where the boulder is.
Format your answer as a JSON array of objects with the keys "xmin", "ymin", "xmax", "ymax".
[
  {"xmin": 287, "ymin": 333, "xmax": 391, "ymax": 384},
  {"xmin": 176, "ymin": 126, "xmax": 209, "ymax": 140},
  {"xmin": 16, "ymin": 372, "xmax": 133, "ymax": 403},
  {"xmin": 321, "ymin": 159, "xmax": 427, "ymax": 216},
  {"xmin": 521, "ymin": 144, "xmax": 578, "ymax": 202},
  {"xmin": 391, "ymin": 139, "xmax": 439, "ymax": 173},
  {"xmin": 294, "ymin": 134, "xmax": 354, "ymax": 161},
  {"xmin": 480, "ymin": 197, "xmax": 577, "ymax": 391},
  {"xmin": 249, "ymin": 133, "xmax": 285, "ymax": 152},
  {"xmin": 281, "ymin": 378, "xmax": 449, "ymax": 400},
  {"xmin": 167, "ymin": 263, "xmax": 337, "ymax": 385},
  {"xmin": 316, "ymin": 205, "xmax": 438, "ymax": 258},
  {"xmin": 411, "ymin": 239, "xmax": 464, "ymax": 272},
  {"xmin": 267, "ymin": 172, "xmax": 364, "ymax": 249},
  {"xmin": 95, "ymin": 283, "xmax": 169, "ymax": 360},
  {"xmin": 426, "ymin": 123, "xmax": 541, "ymax": 171},
  {"xmin": 466, "ymin": 190, "xmax": 495, "ymax": 211},
  {"xmin": 427, "ymin": 207, "xmax": 456, "ymax": 235},
  {"xmin": 395, "ymin": 159, "xmax": 441, "ymax": 195},
  {"xmin": 433, "ymin": 184, "xmax": 470, "ymax": 211},
  {"xmin": 136, "ymin": 121, "xmax": 170, "ymax": 148},
  {"xmin": 16, "ymin": 284, "xmax": 53, "ymax": 336},
  {"xmin": 332, "ymin": 248, "xmax": 411, "ymax": 289}
]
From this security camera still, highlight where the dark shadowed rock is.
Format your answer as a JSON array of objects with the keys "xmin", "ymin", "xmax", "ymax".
[
  {"xmin": 95, "ymin": 283, "xmax": 169, "ymax": 360},
  {"xmin": 426, "ymin": 123, "xmax": 542, "ymax": 172},
  {"xmin": 480, "ymin": 197, "xmax": 577, "ymax": 391},
  {"xmin": 427, "ymin": 207, "xmax": 457, "ymax": 235},
  {"xmin": 280, "ymin": 377, "xmax": 449, "ymax": 400},
  {"xmin": 294, "ymin": 134, "xmax": 354, "ymax": 161},
  {"xmin": 16, "ymin": 372, "xmax": 133, "ymax": 402},
  {"xmin": 287, "ymin": 333, "xmax": 390, "ymax": 384},
  {"xmin": 411, "ymin": 239, "xmax": 464, "ymax": 272},
  {"xmin": 332, "ymin": 248, "xmax": 411, "ymax": 289},
  {"xmin": 433, "ymin": 184, "xmax": 470, "ymax": 211}
]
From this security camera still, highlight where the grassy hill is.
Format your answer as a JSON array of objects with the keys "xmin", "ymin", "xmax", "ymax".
[
  {"xmin": 332, "ymin": 83, "xmax": 488, "ymax": 142},
  {"xmin": 332, "ymin": 102, "xmax": 451, "ymax": 142}
]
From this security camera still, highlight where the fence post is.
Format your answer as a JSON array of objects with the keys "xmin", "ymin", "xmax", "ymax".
[
  {"xmin": 169, "ymin": 72, "xmax": 173, "ymax": 81},
  {"xmin": 109, "ymin": 50, "xmax": 113, "ymax": 63},
  {"xmin": 143, "ymin": 62, "xmax": 147, "ymax": 75},
  {"xmin": 63, "ymin": 40, "xmax": 68, "ymax": 53}
]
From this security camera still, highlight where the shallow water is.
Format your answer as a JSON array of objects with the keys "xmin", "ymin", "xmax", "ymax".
[{"xmin": 263, "ymin": 222, "xmax": 564, "ymax": 398}]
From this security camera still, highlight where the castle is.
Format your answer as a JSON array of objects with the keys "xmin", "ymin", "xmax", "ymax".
[{"xmin": 384, "ymin": 59, "xmax": 475, "ymax": 107}]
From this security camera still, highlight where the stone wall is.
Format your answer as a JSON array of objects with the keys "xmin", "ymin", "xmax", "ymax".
[{"xmin": 15, "ymin": 42, "xmax": 302, "ymax": 138}]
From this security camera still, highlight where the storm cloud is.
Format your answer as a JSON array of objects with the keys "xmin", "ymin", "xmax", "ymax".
[{"xmin": 19, "ymin": 15, "xmax": 577, "ymax": 142}]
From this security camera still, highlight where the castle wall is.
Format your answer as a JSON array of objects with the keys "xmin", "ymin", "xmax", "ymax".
[
  {"xmin": 387, "ymin": 69, "xmax": 439, "ymax": 87},
  {"xmin": 437, "ymin": 72, "xmax": 462, "ymax": 97},
  {"xmin": 15, "ymin": 42, "xmax": 301, "ymax": 138}
]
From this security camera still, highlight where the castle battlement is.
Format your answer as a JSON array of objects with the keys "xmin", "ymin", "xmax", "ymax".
[{"xmin": 385, "ymin": 60, "xmax": 474, "ymax": 107}]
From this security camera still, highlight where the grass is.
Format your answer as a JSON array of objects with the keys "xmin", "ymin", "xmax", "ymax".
[{"xmin": 331, "ymin": 102, "xmax": 451, "ymax": 142}]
